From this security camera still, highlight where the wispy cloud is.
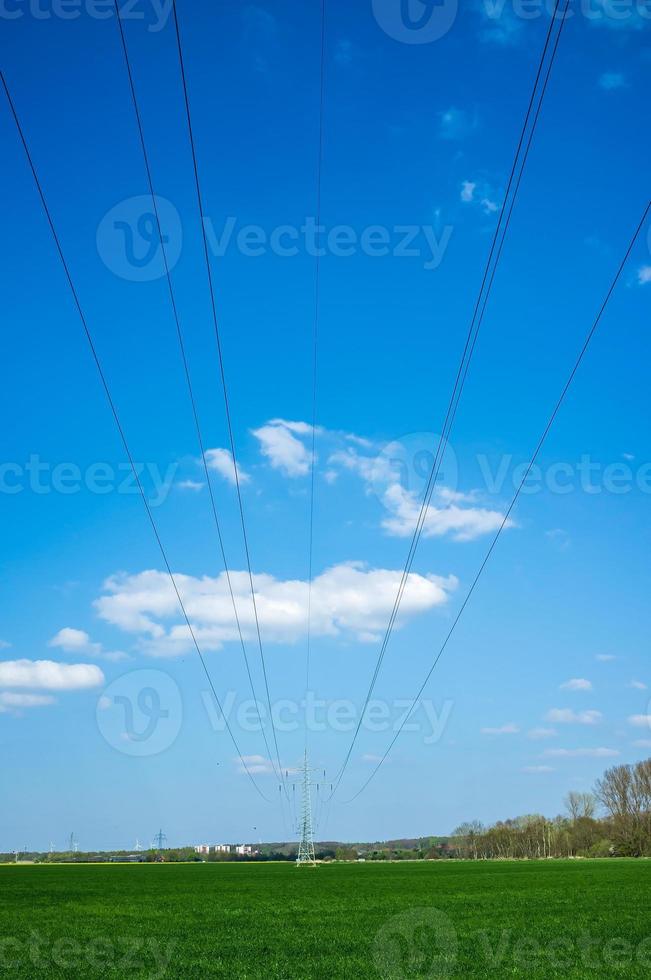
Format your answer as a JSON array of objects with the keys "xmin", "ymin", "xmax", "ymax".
[
  {"xmin": 335, "ymin": 39, "xmax": 354, "ymax": 65},
  {"xmin": 49, "ymin": 628, "xmax": 127, "ymax": 663},
  {"xmin": 0, "ymin": 692, "xmax": 56, "ymax": 714},
  {"xmin": 481, "ymin": 723, "xmax": 519, "ymax": 735},
  {"xmin": 177, "ymin": 479, "xmax": 204, "ymax": 492},
  {"xmin": 438, "ymin": 107, "xmax": 476, "ymax": 140},
  {"xmin": 629, "ymin": 680, "xmax": 647, "ymax": 691},
  {"xmin": 628, "ymin": 715, "xmax": 651, "ymax": 729},
  {"xmin": 560, "ymin": 678, "xmax": 592, "ymax": 692},
  {"xmin": 598, "ymin": 71, "xmax": 627, "ymax": 90},
  {"xmin": 543, "ymin": 747, "xmax": 619, "ymax": 759},
  {"xmin": 235, "ymin": 754, "xmax": 276, "ymax": 775},
  {"xmin": 544, "ymin": 709, "xmax": 602, "ymax": 725},
  {"xmin": 523, "ymin": 765, "xmax": 555, "ymax": 773},
  {"xmin": 596, "ymin": 654, "xmax": 617, "ymax": 662},
  {"xmin": 527, "ymin": 727, "xmax": 557, "ymax": 740},
  {"xmin": 460, "ymin": 179, "xmax": 499, "ymax": 215},
  {"xmin": 204, "ymin": 448, "xmax": 250, "ymax": 486},
  {"xmin": 637, "ymin": 266, "xmax": 651, "ymax": 286}
]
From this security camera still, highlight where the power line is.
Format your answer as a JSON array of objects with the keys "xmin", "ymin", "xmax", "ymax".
[
  {"xmin": 328, "ymin": 0, "xmax": 569, "ymax": 798},
  {"xmin": 341, "ymin": 200, "xmax": 651, "ymax": 803},
  {"xmin": 170, "ymin": 0, "xmax": 285, "ymax": 788},
  {"xmin": 305, "ymin": 0, "xmax": 327, "ymax": 738},
  {"xmin": 0, "ymin": 69, "xmax": 271, "ymax": 804},
  {"xmin": 112, "ymin": 0, "xmax": 279, "ymax": 776}
]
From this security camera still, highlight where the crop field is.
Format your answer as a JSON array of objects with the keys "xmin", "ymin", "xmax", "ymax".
[{"xmin": 1, "ymin": 860, "xmax": 650, "ymax": 978}]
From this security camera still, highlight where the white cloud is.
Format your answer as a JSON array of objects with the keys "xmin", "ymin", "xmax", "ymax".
[
  {"xmin": 481, "ymin": 723, "xmax": 519, "ymax": 735},
  {"xmin": 632, "ymin": 739, "xmax": 651, "ymax": 748},
  {"xmin": 596, "ymin": 654, "xmax": 616, "ymax": 662},
  {"xmin": 177, "ymin": 480, "xmax": 204, "ymax": 492},
  {"xmin": 0, "ymin": 692, "xmax": 55, "ymax": 714},
  {"xmin": 252, "ymin": 419, "xmax": 314, "ymax": 477},
  {"xmin": 560, "ymin": 678, "xmax": 592, "ymax": 692},
  {"xmin": 460, "ymin": 179, "xmax": 499, "ymax": 215},
  {"xmin": 629, "ymin": 680, "xmax": 647, "ymax": 691},
  {"xmin": 94, "ymin": 562, "xmax": 458, "ymax": 656},
  {"xmin": 527, "ymin": 727, "xmax": 557, "ymax": 740},
  {"xmin": 543, "ymin": 747, "xmax": 619, "ymax": 759},
  {"xmin": 545, "ymin": 708, "xmax": 602, "ymax": 725},
  {"xmin": 477, "ymin": 4, "xmax": 522, "ymax": 44},
  {"xmin": 49, "ymin": 628, "xmax": 101, "ymax": 656},
  {"xmin": 0, "ymin": 640, "xmax": 11, "ymax": 650},
  {"xmin": 382, "ymin": 482, "xmax": 511, "ymax": 542},
  {"xmin": 0, "ymin": 659, "xmax": 104, "ymax": 691},
  {"xmin": 637, "ymin": 266, "xmax": 651, "ymax": 286},
  {"xmin": 49, "ymin": 627, "xmax": 127, "ymax": 663},
  {"xmin": 235, "ymin": 754, "xmax": 275, "ymax": 775},
  {"xmin": 460, "ymin": 180, "xmax": 476, "ymax": 203},
  {"xmin": 361, "ymin": 753, "xmax": 383, "ymax": 763},
  {"xmin": 327, "ymin": 443, "xmax": 512, "ymax": 543},
  {"xmin": 523, "ymin": 765, "xmax": 554, "ymax": 773},
  {"xmin": 599, "ymin": 71, "xmax": 627, "ymax": 90},
  {"xmin": 628, "ymin": 715, "xmax": 651, "ymax": 729},
  {"xmin": 204, "ymin": 448, "xmax": 250, "ymax": 486}
]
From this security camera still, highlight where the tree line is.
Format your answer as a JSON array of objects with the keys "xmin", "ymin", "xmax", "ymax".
[{"xmin": 452, "ymin": 759, "xmax": 651, "ymax": 859}]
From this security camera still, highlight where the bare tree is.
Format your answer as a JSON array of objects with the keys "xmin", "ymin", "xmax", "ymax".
[{"xmin": 565, "ymin": 791, "xmax": 596, "ymax": 822}]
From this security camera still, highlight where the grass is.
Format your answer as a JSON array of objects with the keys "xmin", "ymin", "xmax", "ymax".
[{"xmin": 1, "ymin": 859, "xmax": 650, "ymax": 977}]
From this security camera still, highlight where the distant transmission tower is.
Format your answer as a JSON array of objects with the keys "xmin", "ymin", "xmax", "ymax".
[
  {"xmin": 68, "ymin": 832, "xmax": 78, "ymax": 853},
  {"xmin": 296, "ymin": 752, "xmax": 317, "ymax": 867},
  {"xmin": 134, "ymin": 839, "xmax": 142, "ymax": 852},
  {"xmin": 153, "ymin": 829, "xmax": 167, "ymax": 851}
]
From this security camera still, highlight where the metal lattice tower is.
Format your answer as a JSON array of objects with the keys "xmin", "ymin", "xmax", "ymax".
[
  {"xmin": 296, "ymin": 751, "xmax": 317, "ymax": 867},
  {"xmin": 153, "ymin": 829, "xmax": 167, "ymax": 851}
]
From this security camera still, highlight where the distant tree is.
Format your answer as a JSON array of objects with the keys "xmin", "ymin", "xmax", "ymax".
[{"xmin": 565, "ymin": 791, "xmax": 596, "ymax": 822}]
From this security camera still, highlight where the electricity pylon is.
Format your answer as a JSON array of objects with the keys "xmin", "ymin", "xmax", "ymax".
[
  {"xmin": 296, "ymin": 751, "xmax": 317, "ymax": 867},
  {"xmin": 152, "ymin": 829, "xmax": 167, "ymax": 851}
]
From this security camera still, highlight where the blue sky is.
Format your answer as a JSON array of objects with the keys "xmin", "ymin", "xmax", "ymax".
[{"xmin": 1, "ymin": 0, "xmax": 650, "ymax": 851}]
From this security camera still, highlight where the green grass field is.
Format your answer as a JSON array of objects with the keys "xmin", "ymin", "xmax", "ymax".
[{"xmin": 1, "ymin": 860, "xmax": 650, "ymax": 977}]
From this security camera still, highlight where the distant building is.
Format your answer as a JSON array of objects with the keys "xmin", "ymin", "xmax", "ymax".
[{"xmin": 194, "ymin": 845, "xmax": 210, "ymax": 855}]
